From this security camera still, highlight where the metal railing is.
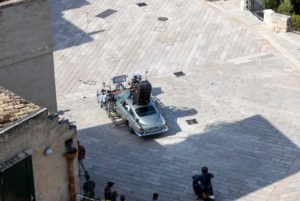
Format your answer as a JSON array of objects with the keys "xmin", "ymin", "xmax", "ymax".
[
  {"xmin": 248, "ymin": 0, "xmax": 264, "ymax": 21},
  {"xmin": 151, "ymin": 95, "xmax": 166, "ymax": 110}
]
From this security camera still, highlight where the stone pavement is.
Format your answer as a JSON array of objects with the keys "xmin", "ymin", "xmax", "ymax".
[
  {"xmin": 50, "ymin": 0, "xmax": 277, "ymax": 99},
  {"xmin": 50, "ymin": 0, "xmax": 300, "ymax": 200},
  {"xmin": 206, "ymin": 0, "xmax": 300, "ymax": 69}
]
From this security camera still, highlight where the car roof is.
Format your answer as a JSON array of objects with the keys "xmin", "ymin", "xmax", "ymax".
[{"xmin": 118, "ymin": 90, "xmax": 153, "ymax": 110}]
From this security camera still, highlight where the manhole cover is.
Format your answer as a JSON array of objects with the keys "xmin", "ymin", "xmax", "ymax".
[
  {"xmin": 174, "ymin": 71, "xmax": 185, "ymax": 77},
  {"xmin": 186, "ymin": 119, "xmax": 198, "ymax": 125},
  {"xmin": 158, "ymin": 17, "xmax": 168, "ymax": 22},
  {"xmin": 96, "ymin": 9, "xmax": 118, "ymax": 18},
  {"xmin": 137, "ymin": 2, "xmax": 147, "ymax": 7}
]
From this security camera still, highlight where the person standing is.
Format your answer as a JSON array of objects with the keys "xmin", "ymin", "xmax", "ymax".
[
  {"xmin": 104, "ymin": 181, "xmax": 114, "ymax": 200},
  {"xmin": 83, "ymin": 174, "xmax": 95, "ymax": 198},
  {"xmin": 149, "ymin": 193, "xmax": 159, "ymax": 201},
  {"xmin": 78, "ymin": 141, "xmax": 88, "ymax": 176},
  {"xmin": 198, "ymin": 166, "xmax": 214, "ymax": 191},
  {"xmin": 120, "ymin": 195, "xmax": 126, "ymax": 201},
  {"xmin": 111, "ymin": 191, "xmax": 118, "ymax": 201},
  {"xmin": 194, "ymin": 166, "xmax": 214, "ymax": 200}
]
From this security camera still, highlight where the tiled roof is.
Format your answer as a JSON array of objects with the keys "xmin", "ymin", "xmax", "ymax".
[{"xmin": 0, "ymin": 87, "xmax": 40, "ymax": 129}]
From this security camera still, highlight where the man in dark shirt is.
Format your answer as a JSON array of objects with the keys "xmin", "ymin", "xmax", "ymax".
[
  {"xmin": 149, "ymin": 193, "xmax": 159, "ymax": 201},
  {"xmin": 78, "ymin": 141, "xmax": 87, "ymax": 176},
  {"xmin": 83, "ymin": 174, "xmax": 95, "ymax": 198},
  {"xmin": 197, "ymin": 166, "xmax": 214, "ymax": 191},
  {"xmin": 196, "ymin": 167, "xmax": 214, "ymax": 198},
  {"xmin": 120, "ymin": 195, "xmax": 126, "ymax": 201},
  {"xmin": 104, "ymin": 181, "xmax": 114, "ymax": 200}
]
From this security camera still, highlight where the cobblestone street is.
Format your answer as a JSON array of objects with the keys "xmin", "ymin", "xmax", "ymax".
[{"xmin": 51, "ymin": 0, "xmax": 300, "ymax": 200}]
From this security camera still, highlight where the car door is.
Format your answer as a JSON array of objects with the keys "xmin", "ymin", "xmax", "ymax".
[
  {"xmin": 127, "ymin": 108, "xmax": 139, "ymax": 130},
  {"xmin": 117, "ymin": 100, "xmax": 129, "ymax": 119}
]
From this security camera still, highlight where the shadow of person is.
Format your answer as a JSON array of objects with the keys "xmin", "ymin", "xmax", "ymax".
[{"xmin": 78, "ymin": 114, "xmax": 300, "ymax": 200}]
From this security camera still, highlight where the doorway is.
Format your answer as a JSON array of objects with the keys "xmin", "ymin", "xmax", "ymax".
[{"xmin": 0, "ymin": 156, "xmax": 35, "ymax": 201}]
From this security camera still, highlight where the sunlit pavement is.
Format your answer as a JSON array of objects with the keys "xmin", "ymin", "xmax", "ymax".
[{"xmin": 51, "ymin": 0, "xmax": 300, "ymax": 200}]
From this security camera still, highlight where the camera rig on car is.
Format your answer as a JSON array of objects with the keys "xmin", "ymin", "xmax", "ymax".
[{"xmin": 97, "ymin": 73, "xmax": 152, "ymax": 122}]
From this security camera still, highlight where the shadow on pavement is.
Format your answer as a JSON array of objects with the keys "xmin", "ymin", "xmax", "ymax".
[
  {"xmin": 77, "ymin": 114, "xmax": 300, "ymax": 201},
  {"xmin": 49, "ymin": 0, "xmax": 103, "ymax": 51},
  {"xmin": 160, "ymin": 105, "xmax": 198, "ymax": 137},
  {"xmin": 151, "ymin": 87, "xmax": 198, "ymax": 136},
  {"xmin": 180, "ymin": 115, "xmax": 300, "ymax": 200}
]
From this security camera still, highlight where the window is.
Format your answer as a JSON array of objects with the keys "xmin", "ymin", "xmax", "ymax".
[
  {"xmin": 65, "ymin": 138, "xmax": 74, "ymax": 152},
  {"xmin": 135, "ymin": 106, "xmax": 156, "ymax": 117}
]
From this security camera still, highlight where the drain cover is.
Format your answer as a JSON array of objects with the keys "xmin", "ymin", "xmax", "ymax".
[
  {"xmin": 158, "ymin": 17, "xmax": 168, "ymax": 21},
  {"xmin": 97, "ymin": 9, "xmax": 118, "ymax": 18},
  {"xmin": 174, "ymin": 71, "xmax": 185, "ymax": 77},
  {"xmin": 186, "ymin": 119, "xmax": 198, "ymax": 125},
  {"xmin": 137, "ymin": 2, "xmax": 147, "ymax": 7}
]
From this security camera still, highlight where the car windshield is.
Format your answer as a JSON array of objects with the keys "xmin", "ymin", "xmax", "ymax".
[{"xmin": 135, "ymin": 105, "xmax": 156, "ymax": 117}]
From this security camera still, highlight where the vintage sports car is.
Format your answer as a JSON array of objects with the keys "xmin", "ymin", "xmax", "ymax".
[{"xmin": 97, "ymin": 74, "xmax": 168, "ymax": 136}]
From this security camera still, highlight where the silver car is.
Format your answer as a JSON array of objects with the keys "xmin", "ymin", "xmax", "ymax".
[{"xmin": 114, "ymin": 89, "xmax": 168, "ymax": 136}]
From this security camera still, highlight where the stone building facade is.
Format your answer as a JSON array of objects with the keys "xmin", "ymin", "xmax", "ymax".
[
  {"xmin": 0, "ymin": 87, "xmax": 78, "ymax": 201},
  {"xmin": 0, "ymin": 0, "xmax": 57, "ymax": 112}
]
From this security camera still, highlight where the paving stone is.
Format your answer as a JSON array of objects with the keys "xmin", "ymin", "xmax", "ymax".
[{"xmin": 52, "ymin": 0, "xmax": 300, "ymax": 200}]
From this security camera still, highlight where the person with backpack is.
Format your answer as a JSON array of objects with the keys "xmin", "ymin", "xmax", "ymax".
[
  {"xmin": 193, "ymin": 166, "xmax": 214, "ymax": 200},
  {"xmin": 199, "ymin": 166, "xmax": 214, "ymax": 190}
]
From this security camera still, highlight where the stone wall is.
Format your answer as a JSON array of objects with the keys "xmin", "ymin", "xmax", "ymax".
[
  {"xmin": 0, "ymin": 0, "xmax": 57, "ymax": 112},
  {"xmin": 0, "ymin": 109, "xmax": 78, "ymax": 201},
  {"xmin": 263, "ymin": 9, "xmax": 291, "ymax": 32}
]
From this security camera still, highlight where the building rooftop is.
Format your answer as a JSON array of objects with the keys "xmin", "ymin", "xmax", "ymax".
[
  {"xmin": 0, "ymin": 0, "xmax": 35, "ymax": 9},
  {"xmin": 0, "ymin": 87, "xmax": 40, "ymax": 129}
]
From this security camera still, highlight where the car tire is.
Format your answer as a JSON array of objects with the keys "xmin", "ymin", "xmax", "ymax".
[{"xmin": 128, "ymin": 123, "xmax": 135, "ymax": 134}]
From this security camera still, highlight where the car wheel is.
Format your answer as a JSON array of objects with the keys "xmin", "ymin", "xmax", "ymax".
[{"xmin": 128, "ymin": 123, "xmax": 135, "ymax": 134}]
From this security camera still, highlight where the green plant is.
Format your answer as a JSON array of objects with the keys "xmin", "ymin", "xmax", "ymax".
[
  {"xmin": 290, "ymin": 0, "xmax": 300, "ymax": 14},
  {"xmin": 262, "ymin": 0, "xmax": 281, "ymax": 10},
  {"xmin": 291, "ymin": 14, "xmax": 300, "ymax": 31},
  {"xmin": 277, "ymin": 0, "xmax": 294, "ymax": 15}
]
